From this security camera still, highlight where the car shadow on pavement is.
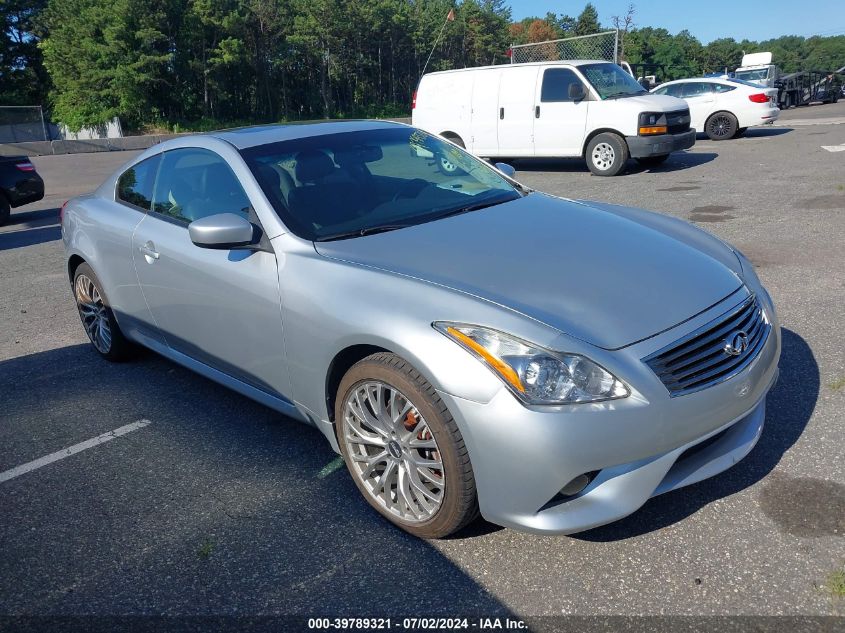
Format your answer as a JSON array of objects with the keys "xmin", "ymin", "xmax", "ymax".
[
  {"xmin": 0, "ymin": 225, "xmax": 61, "ymax": 251},
  {"xmin": 574, "ymin": 328, "xmax": 817, "ymax": 542},
  {"xmin": 0, "ymin": 344, "xmax": 514, "ymax": 617},
  {"xmin": 3, "ymin": 207, "xmax": 60, "ymax": 230},
  {"xmin": 511, "ymin": 152, "xmax": 718, "ymax": 175}
]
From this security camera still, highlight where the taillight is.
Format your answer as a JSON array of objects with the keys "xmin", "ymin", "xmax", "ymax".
[
  {"xmin": 15, "ymin": 160, "xmax": 36, "ymax": 171},
  {"xmin": 60, "ymin": 200, "xmax": 68, "ymax": 225},
  {"xmin": 412, "ymin": 91, "xmax": 417, "ymax": 109},
  {"xmin": 748, "ymin": 93, "xmax": 769, "ymax": 103}
]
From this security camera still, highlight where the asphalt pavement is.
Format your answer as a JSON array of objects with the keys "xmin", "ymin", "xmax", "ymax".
[{"xmin": 1, "ymin": 102, "xmax": 844, "ymax": 625}]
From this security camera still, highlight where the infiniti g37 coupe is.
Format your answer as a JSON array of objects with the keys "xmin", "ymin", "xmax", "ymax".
[{"xmin": 62, "ymin": 121, "xmax": 780, "ymax": 538}]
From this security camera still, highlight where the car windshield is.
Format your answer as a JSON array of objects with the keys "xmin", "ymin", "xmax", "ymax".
[
  {"xmin": 734, "ymin": 69, "xmax": 769, "ymax": 82},
  {"xmin": 240, "ymin": 127, "xmax": 520, "ymax": 241},
  {"xmin": 580, "ymin": 63, "xmax": 648, "ymax": 99},
  {"xmin": 728, "ymin": 77, "xmax": 770, "ymax": 88}
]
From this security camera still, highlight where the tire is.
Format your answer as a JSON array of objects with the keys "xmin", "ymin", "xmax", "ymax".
[
  {"xmin": 336, "ymin": 352, "xmax": 479, "ymax": 538},
  {"xmin": 0, "ymin": 195, "xmax": 9, "ymax": 226},
  {"xmin": 635, "ymin": 154, "xmax": 670, "ymax": 167},
  {"xmin": 438, "ymin": 135, "xmax": 466, "ymax": 176},
  {"xmin": 733, "ymin": 127, "xmax": 748, "ymax": 138},
  {"xmin": 705, "ymin": 112, "xmax": 738, "ymax": 141},
  {"xmin": 72, "ymin": 263, "xmax": 134, "ymax": 361},
  {"xmin": 585, "ymin": 132, "xmax": 628, "ymax": 176}
]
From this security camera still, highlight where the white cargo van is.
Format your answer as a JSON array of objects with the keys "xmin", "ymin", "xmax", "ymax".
[{"xmin": 412, "ymin": 60, "xmax": 695, "ymax": 176}]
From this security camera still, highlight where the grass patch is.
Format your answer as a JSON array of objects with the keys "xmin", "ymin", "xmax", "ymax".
[
  {"xmin": 829, "ymin": 376, "xmax": 845, "ymax": 391},
  {"xmin": 825, "ymin": 568, "xmax": 845, "ymax": 598},
  {"xmin": 197, "ymin": 540, "xmax": 215, "ymax": 560},
  {"xmin": 837, "ymin": 184, "xmax": 845, "ymax": 191}
]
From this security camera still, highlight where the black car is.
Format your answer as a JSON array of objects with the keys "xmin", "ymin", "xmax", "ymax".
[{"xmin": 1, "ymin": 155, "xmax": 45, "ymax": 225}]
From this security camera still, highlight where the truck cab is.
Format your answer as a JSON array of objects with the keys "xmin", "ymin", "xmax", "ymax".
[
  {"xmin": 734, "ymin": 52, "xmax": 780, "ymax": 88},
  {"xmin": 412, "ymin": 60, "xmax": 695, "ymax": 177}
]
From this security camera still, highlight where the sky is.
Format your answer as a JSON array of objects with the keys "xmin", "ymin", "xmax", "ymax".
[{"xmin": 508, "ymin": 0, "xmax": 845, "ymax": 44}]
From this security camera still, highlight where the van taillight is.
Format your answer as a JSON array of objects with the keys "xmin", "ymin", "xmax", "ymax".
[
  {"xmin": 748, "ymin": 93, "xmax": 769, "ymax": 103},
  {"xmin": 412, "ymin": 91, "xmax": 417, "ymax": 109}
]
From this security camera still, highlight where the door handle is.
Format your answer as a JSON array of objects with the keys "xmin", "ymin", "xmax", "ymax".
[
  {"xmin": 499, "ymin": 107, "xmax": 504, "ymax": 119},
  {"xmin": 535, "ymin": 105, "xmax": 540, "ymax": 118},
  {"xmin": 139, "ymin": 242, "xmax": 159, "ymax": 260}
]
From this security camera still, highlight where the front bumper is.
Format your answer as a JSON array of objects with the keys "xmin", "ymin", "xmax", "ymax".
[
  {"xmin": 438, "ymin": 294, "xmax": 781, "ymax": 535},
  {"xmin": 626, "ymin": 129, "xmax": 696, "ymax": 158}
]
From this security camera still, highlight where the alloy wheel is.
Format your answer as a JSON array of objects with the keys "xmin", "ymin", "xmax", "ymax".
[
  {"xmin": 342, "ymin": 380, "xmax": 445, "ymax": 523},
  {"xmin": 75, "ymin": 274, "xmax": 112, "ymax": 354},
  {"xmin": 708, "ymin": 114, "xmax": 732, "ymax": 138}
]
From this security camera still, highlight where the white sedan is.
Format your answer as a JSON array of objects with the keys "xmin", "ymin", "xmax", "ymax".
[{"xmin": 651, "ymin": 78, "xmax": 779, "ymax": 140}]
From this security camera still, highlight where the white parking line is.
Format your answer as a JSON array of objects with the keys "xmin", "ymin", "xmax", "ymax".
[
  {"xmin": 0, "ymin": 420, "xmax": 152, "ymax": 484},
  {"xmin": 821, "ymin": 144, "xmax": 845, "ymax": 152}
]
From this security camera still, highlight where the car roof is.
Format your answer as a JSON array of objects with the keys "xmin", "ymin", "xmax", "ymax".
[{"xmin": 208, "ymin": 119, "xmax": 408, "ymax": 150}]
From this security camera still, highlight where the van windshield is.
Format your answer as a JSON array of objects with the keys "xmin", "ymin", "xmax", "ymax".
[
  {"xmin": 735, "ymin": 68, "xmax": 770, "ymax": 82},
  {"xmin": 580, "ymin": 63, "xmax": 648, "ymax": 99}
]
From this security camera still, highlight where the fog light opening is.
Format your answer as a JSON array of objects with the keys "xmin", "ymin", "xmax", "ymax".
[{"xmin": 559, "ymin": 471, "xmax": 598, "ymax": 497}]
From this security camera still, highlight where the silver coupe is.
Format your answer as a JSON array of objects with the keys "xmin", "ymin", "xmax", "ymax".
[{"xmin": 62, "ymin": 121, "xmax": 780, "ymax": 538}]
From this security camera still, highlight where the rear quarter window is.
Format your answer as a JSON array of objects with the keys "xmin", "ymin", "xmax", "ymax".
[{"xmin": 117, "ymin": 155, "xmax": 161, "ymax": 210}]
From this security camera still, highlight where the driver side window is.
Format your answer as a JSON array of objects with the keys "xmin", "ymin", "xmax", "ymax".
[{"xmin": 151, "ymin": 148, "xmax": 251, "ymax": 225}]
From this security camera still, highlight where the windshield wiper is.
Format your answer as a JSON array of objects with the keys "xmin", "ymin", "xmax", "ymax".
[
  {"xmin": 603, "ymin": 90, "xmax": 644, "ymax": 99},
  {"xmin": 435, "ymin": 196, "xmax": 517, "ymax": 221},
  {"xmin": 317, "ymin": 224, "xmax": 411, "ymax": 242}
]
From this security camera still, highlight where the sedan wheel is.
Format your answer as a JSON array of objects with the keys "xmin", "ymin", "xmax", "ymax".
[
  {"xmin": 705, "ymin": 112, "xmax": 737, "ymax": 140},
  {"xmin": 73, "ymin": 263, "xmax": 133, "ymax": 361},
  {"xmin": 343, "ymin": 381, "xmax": 444, "ymax": 523},
  {"xmin": 337, "ymin": 352, "xmax": 479, "ymax": 538}
]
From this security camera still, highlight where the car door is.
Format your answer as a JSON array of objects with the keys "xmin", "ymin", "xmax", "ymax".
[
  {"xmin": 469, "ymin": 70, "xmax": 501, "ymax": 155},
  {"xmin": 496, "ymin": 65, "xmax": 540, "ymax": 156},
  {"xmin": 532, "ymin": 67, "xmax": 590, "ymax": 157},
  {"xmin": 131, "ymin": 147, "xmax": 291, "ymax": 400},
  {"xmin": 681, "ymin": 82, "xmax": 716, "ymax": 131}
]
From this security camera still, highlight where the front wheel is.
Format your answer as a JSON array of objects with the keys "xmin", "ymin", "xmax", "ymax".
[
  {"xmin": 73, "ymin": 263, "xmax": 134, "ymax": 361},
  {"xmin": 705, "ymin": 112, "xmax": 738, "ymax": 140},
  {"xmin": 635, "ymin": 154, "xmax": 670, "ymax": 167},
  {"xmin": 585, "ymin": 132, "xmax": 629, "ymax": 176},
  {"xmin": 336, "ymin": 353, "xmax": 479, "ymax": 538}
]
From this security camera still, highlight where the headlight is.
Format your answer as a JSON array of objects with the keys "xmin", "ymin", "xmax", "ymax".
[{"xmin": 434, "ymin": 323, "xmax": 629, "ymax": 405}]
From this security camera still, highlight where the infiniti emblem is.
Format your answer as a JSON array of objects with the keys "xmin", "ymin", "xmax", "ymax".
[
  {"xmin": 387, "ymin": 440, "xmax": 403, "ymax": 459},
  {"xmin": 724, "ymin": 330, "xmax": 749, "ymax": 356}
]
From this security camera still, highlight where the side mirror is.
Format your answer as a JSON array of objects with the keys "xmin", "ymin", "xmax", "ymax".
[
  {"xmin": 494, "ymin": 162, "xmax": 516, "ymax": 178},
  {"xmin": 188, "ymin": 213, "xmax": 256, "ymax": 249},
  {"xmin": 568, "ymin": 83, "xmax": 586, "ymax": 102}
]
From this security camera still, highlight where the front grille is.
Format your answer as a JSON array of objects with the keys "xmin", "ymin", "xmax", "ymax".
[
  {"xmin": 666, "ymin": 109, "xmax": 691, "ymax": 134},
  {"xmin": 644, "ymin": 295, "xmax": 770, "ymax": 397}
]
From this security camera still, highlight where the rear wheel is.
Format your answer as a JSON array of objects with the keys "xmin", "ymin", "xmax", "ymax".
[
  {"xmin": 635, "ymin": 154, "xmax": 670, "ymax": 167},
  {"xmin": 705, "ymin": 111, "xmax": 738, "ymax": 140},
  {"xmin": 586, "ymin": 132, "xmax": 628, "ymax": 176},
  {"xmin": 438, "ymin": 134, "xmax": 466, "ymax": 175},
  {"xmin": 73, "ymin": 263, "xmax": 134, "ymax": 361},
  {"xmin": 0, "ymin": 195, "xmax": 9, "ymax": 226},
  {"xmin": 336, "ymin": 352, "xmax": 479, "ymax": 538}
]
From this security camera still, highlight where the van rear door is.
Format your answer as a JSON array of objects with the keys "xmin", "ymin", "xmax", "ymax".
[
  {"xmin": 533, "ymin": 67, "xmax": 590, "ymax": 157},
  {"xmin": 496, "ymin": 66, "xmax": 539, "ymax": 157}
]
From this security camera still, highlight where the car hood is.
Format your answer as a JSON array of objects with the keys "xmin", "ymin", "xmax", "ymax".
[
  {"xmin": 314, "ymin": 194, "xmax": 743, "ymax": 350},
  {"xmin": 607, "ymin": 93, "xmax": 687, "ymax": 111}
]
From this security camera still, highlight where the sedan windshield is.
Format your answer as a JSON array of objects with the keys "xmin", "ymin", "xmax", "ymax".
[
  {"xmin": 240, "ymin": 127, "xmax": 520, "ymax": 241},
  {"xmin": 580, "ymin": 63, "xmax": 647, "ymax": 99}
]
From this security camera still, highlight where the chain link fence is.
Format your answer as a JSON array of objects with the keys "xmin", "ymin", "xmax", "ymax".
[
  {"xmin": 0, "ymin": 106, "xmax": 50, "ymax": 143},
  {"xmin": 510, "ymin": 30, "xmax": 618, "ymax": 65}
]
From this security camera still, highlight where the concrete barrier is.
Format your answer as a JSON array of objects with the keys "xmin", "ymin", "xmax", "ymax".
[{"xmin": 0, "ymin": 118, "xmax": 413, "ymax": 157}]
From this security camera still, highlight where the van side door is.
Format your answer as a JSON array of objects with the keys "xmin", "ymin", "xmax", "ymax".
[
  {"xmin": 469, "ymin": 70, "xmax": 501, "ymax": 155},
  {"xmin": 532, "ymin": 67, "xmax": 590, "ymax": 157},
  {"xmin": 496, "ymin": 66, "xmax": 540, "ymax": 157}
]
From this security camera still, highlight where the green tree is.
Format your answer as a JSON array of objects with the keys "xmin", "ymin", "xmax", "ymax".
[
  {"xmin": 574, "ymin": 3, "xmax": 600, "ymax": 36},
  {"xmin": 0, "ymin": 0, "xmax": 49, "ymax": 105}
]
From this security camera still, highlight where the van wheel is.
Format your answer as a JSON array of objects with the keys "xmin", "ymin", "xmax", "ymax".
[
  {"xmin": 705, "ymin": 112, "xmax": 737, "ymax": 140},
  {"xmin": 438, "ymin": 134, "xmax": 466, "ymax": 175},
  {"xmin": 586, "ymin": 133, "xmax": 628, "ymax": 176}
]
